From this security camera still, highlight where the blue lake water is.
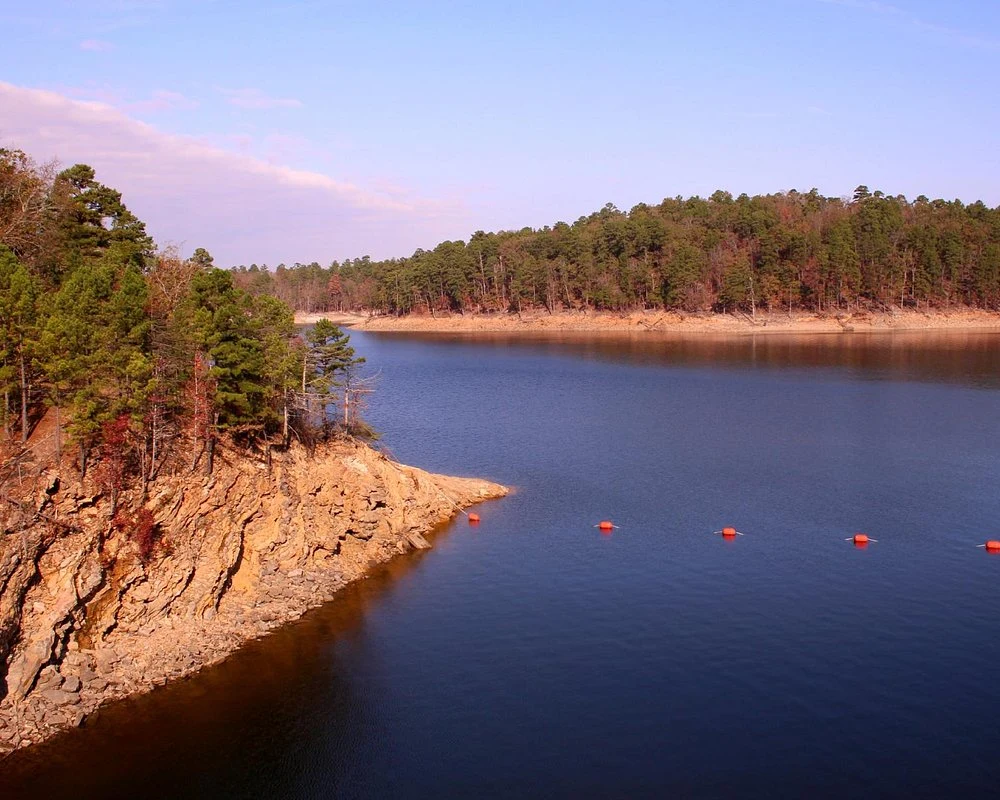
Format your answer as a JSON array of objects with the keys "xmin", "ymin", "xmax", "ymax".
[{"xmin": 3, "ymin": 329, "xmax": 1000, "ymax": 798}]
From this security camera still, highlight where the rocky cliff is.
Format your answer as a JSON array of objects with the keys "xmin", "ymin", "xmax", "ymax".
[{"xmin": 0, "ymin": 441, "xmax": 507, "ymax": 753}]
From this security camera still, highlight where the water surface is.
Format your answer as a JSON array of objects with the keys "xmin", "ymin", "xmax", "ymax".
[{"xmin": 3, "ymin": 330, "xmax": 1000, "ymax": 799}]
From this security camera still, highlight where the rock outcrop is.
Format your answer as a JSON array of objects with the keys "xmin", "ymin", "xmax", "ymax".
[{"xmin": 0, "ymin": 441, "xmax": 507, "ymax": 753}]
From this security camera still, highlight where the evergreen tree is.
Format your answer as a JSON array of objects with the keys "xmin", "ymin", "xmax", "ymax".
[
  {"xmin": 246, "ymin": 185, "xmax": 1000, "ymax": 317},
  {"xmin": 0, "ymin": 246, "xmax": 40, "ymax": 440},
  {"xmin": 42, "ymin": 164, "xmax": 153, "ymax": 281},
  {"xmin": 38, "ymin": 254, "xmax": 150, "ymax": 471},
  {"xmin": 182, "ymin": 268, "xmax": 269, "ymax": 431},
  {"xmin": 304, "ymin": 319, "xmax": 364, "ymax": 394}
]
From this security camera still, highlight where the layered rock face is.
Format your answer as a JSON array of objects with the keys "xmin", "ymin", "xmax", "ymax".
[{"xmin": 0, "ymin": 441, "xmax": 507, "ymax": 753}]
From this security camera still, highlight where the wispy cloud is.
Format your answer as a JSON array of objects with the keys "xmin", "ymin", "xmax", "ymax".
[
  {"xmin": 79, "ymin": 38, "xmax": 114, "ymax": 51},
  {"xmin": 129, "ymin": 89, "xmax": 199, "ymax": 113},
  {"xmin": 59, "ymin": 83, "xmax": 125, "ymax": 105},
  {"xmin": 0, "ymin": 81, "xmax": 466, "ymax": 265},
  {"xmin": 220, "ymin": 88, "xmax": 303, "ymax": 110},
  {"xmin": 57, "ymin": 84, "xmax": 199, "ymax": 114}
]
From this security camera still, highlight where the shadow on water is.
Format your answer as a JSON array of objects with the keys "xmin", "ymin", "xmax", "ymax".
[{"xmin": 0, "ymin": 518, "xmax": 462, "ymax": 800}]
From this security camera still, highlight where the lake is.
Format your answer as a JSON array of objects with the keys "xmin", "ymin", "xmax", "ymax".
[{"xmin": 3, "ymin": 329, "xmax": 1000, "ymax": 799}]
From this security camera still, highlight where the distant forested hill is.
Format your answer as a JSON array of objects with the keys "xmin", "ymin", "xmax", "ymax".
[{"xmin": 232, "ymin": 187, "xmax": 1000, "ymax": 316}]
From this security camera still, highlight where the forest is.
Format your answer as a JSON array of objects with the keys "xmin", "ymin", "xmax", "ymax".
[
  {"xmin": 0, "ymin": 147, "xmax": 363, "ymax": 504},
  {"xmin": 233, "ymin": 187, "xmax": 1000, "ymax": 316},
  {"xmin": 7, "ymin": 143, "xmax": 1000, "ymax": 498}
]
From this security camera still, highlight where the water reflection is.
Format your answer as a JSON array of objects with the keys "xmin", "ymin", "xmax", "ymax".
[
  {"xmin": 2, "ymin": 329, "xmax": 999, "ymax": 799},
  {"xmin": 370, "ymin": 329, "xmax": 1000, "ymax": 389},
  {"xmin": 0, "ymin": 536, "xmax": 445, "ymax": 799}
]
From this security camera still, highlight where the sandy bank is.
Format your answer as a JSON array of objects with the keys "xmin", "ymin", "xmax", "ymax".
[
  {"xmin": 320, "ymin": 308, "xmax": 1000, "ymax": 336},
  {"xmin": 294, "ymin": 312, "xmax": 368, "ymax": 326},
  {"xmin": 0, "ymin": 441, "xmax": 507, "ymax": 754}
]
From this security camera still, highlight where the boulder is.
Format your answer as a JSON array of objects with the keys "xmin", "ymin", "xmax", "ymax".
[{"xmin": 38, "ymin": 689, "xmax": 80, "ymax": 707}]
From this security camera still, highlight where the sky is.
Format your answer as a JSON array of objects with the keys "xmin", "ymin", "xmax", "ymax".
[{"xmin": 1, "ymin": 0, "xmax": 999, "ymax": 266}]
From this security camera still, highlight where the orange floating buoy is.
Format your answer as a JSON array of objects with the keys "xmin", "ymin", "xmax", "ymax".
[
  {"xmin": 598, "ymin": 520, "xmax": 615, "ymax": 531},
  {"xmin": 984, "ymin": 540, "xmax": 1000, "ymax": 551},
  {"xmin": 468, "ymin": 513, "xmax": 480, "ymax": 524},
  {"xmin": 853, "ymin": 533, "xmax": 869, "ymax": 545},
  {"xmin": 722, "ymin": 526, "xmax": 737, "ymax": 538}
]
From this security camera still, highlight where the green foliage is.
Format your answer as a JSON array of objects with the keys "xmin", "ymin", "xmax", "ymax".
[
  {"xmin": 0, "ymin": 246, "xmax": 38, "ymax": 354},
  {"xmin": 663, "ymin": 243, "xmax": 706, "ymax": 308},
  {"xmin": 191, "ymin": 247, "xmax": 214, "ymax": 268},
  {"xmin": 6, "ymin": 139, "xmax": 1000, "ymax": 488},
  {"xmin": 0, "ymin": 153, "xmax": 343, "ymax": 483},
  {"xmin": 0, "ymin": 246, "xmax": 39, "ymax": 433},
  {"xmin": 39, "ymin": 254, "xmax": 151, "ymax": 449},
  {"xmin": 43, "ymin": 163, "xmax": 153, "ymax": 280},
  {"xmin": 251, "ymin": 293, "xmax": 300, "ymax": 400},
  {"xmin": 718, "ymin": 251, "xmax": 753, "ymax": 310},
  {"xmin": 181, "ymin": 268, "xmax": 270, "ymax": 429},
  {"xmin": 305, "ymin": 319, "xmax": 365, "ymax": 395},
  {"xmin": 239, "ymin": 189, "xmax": 1000, "ymax": 315}
]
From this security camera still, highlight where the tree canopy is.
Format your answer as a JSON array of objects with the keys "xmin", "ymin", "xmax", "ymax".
[
  {"xmin": 233, "ymin": 187, "xmax": 1000, "ymax": 316},
  {"xmin": 0, "ymin": 149, "xmax": 364, "ymax": 491}
]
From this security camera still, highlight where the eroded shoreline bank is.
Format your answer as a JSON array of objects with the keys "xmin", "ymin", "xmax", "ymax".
[
  {"xmin": 294, "ymin": 308, "xmax": 1000, "ymax": 335},
  {"xmin": 0, "ymin": 441, "xmax": 507, "ymax": 755}
]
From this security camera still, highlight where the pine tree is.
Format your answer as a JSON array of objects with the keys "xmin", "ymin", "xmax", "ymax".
[
  {"xmin": 304, "ymin": 319, "xmax": 364, "ymax": 395},
  {"xmin": 0, "ymin": 246, "xmax": 40, "ymax": 440},
  {"xmin": 41, "ymin": 164, "xmax": 153, "ymax": 281},
  {"xmin": 301, "ymin": 319, "xmax": 365, "ymax": 432},
  {"xmin": 182, "ymin": 268, "xmax": 269, "ymax": 432}
]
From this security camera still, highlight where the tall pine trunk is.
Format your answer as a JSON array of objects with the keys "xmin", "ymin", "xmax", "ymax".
[
  {"xmin": 19, "ymin": 351, "xmax": 28, "ymax": 443},
  {"xmin": 54, "ymin": 405, "xmax": 62, "ymax": 462}
]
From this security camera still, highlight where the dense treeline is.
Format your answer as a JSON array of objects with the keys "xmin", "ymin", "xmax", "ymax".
[
  {"xmin": 0, "ymin": 147, "xmax": 363, "ymax": 501},
  {"xmin": 234, "ymin": 187, "xmax": 1000, "ymax": 316}
]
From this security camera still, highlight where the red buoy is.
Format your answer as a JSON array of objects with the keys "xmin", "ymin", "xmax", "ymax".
[
  {"xmin": 853, "ymin": 533, "xmax": 869, "ymax": 546},
  {"xmin": 721, "ymin": 526, "xmax": 737, "ymax": 538},
  {"xmin": 985, "ymin": 540, "xmax": 1000, "ymax": 551},
  {"xmin": 468, "ymin": 513, "xmax": 480, "ymax": 525},
  {"xmin": 598, "ymin": 520, "xmax": 614, "ymax": 531}
]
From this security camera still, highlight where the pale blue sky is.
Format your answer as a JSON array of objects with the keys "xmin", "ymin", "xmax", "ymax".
[{"xmin": 2, "ymin": 1, "xmax": 999, "ymax": 265}]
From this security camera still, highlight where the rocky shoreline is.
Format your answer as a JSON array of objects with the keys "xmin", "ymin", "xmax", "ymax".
[{"xmin": 0, "ymin": 441, "xmax": 507, "ymax": 754}]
